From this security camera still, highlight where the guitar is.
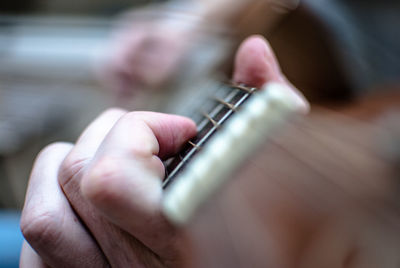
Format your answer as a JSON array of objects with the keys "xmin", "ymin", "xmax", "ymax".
[{"xmin": 160, "ymin": 82, "xmax": 400, "ymax": 267}]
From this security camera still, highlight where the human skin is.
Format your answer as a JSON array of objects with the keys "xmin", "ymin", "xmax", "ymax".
[
  {"xmin": 101, "ymin": 0, "xmax": 295, "ymax": 98},
  {"xmin": 20, "ymin": 36, "xmax": 307, "ymax": 267}
]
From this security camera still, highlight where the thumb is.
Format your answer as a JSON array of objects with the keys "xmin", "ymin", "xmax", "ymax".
[
  {"xmin": 233, "ymin": 35, "xmax": 285, "ymax": 87},
  {"xmin": 234, "ymin": 35, "xmax": 309, "ymax": 113}
]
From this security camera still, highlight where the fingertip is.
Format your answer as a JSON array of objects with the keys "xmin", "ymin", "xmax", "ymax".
[
  {"xmin": 233, "ymin": 35, "xmax": 284, "ymax": 88},
  {"xmin": 159, "ymin": 115, "xmax": 197, "ymax": 159},
  {"xmin": 136, "ymin": 113, "xmax": 197, "ymax": 159},
  {"xmin": 175, "ymin": 115, "xmax": 198, "ymax": 139}
]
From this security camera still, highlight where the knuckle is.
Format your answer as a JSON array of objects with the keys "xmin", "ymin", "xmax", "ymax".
[
  {"xmin": 58, "ymin": 153, "xmax": 88, "ymax": 186},
  {"xmin": 21, "ymin": 211, "xmax": 62, "ymax": 248},
  {"xmin": 99, "ymin": 107, "xmax": 127, "ymax": 119},
  {"xmin": 81, "ymin": 156, "xmax": 122, "ymax": 203},
  {"xmin": 120, "ymin": 111, "xmax": 140, "ymax": 121}
]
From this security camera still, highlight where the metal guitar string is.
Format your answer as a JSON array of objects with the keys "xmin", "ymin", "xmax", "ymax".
[{"xmin": 162, "ymin": 83, "xmax": 257, "ymax": 188}]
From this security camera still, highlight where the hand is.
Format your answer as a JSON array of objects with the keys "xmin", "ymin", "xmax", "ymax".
[
  {"xmin": 100, "ymin": 6, "xmax": 206, "ymax": 98},
  {"xmin": 100, "ymin": 0, "xmax": 299, "ymax": 100},
  {"xmin": 20, "ymin": 35, "xmax": 308, "ymax": 267}
]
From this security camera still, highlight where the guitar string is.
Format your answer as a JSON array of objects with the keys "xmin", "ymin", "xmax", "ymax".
[
  {"xmin": 188, "ymin": 140, "xmax": 202, "ymax": 149},
  {"xmin": 163, "ymin": 84, "xmax": 257, "ymax": 188},
  {"xmin": 163, "ymin": 84, "xmax": 255, "ymax": 188}
]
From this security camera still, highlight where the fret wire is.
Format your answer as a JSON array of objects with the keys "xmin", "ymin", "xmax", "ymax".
[
  {"xmin": 186, "ymin": 88, "xmax": 246, "ymax": 157},
  {"xmin": 163, "ymin": 85, "xmax": 257, "ymax": 188},
  {"xmin": 215, "ymin": 98, "xmax": 237, "ymax": 111},
  {"xmin": 202, "ymin": 112, "xmax": 219, "ymax": 128},
  {"xmin": 195, "ymin": 86, "xmax": 240, "ymax": 134},
  {"xmin": 163, "ymin": 91, "xmax": 251, "ymax": 188},
  {"xmin": 231, "ymin": 84, "xmax": 257, "ymax": 93},
  {"xmin": 188, "ymin": 141, "xmax": 201, "ymax": 149}
]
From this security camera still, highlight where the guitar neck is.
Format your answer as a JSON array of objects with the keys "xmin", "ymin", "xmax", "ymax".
[
  {"xmin": 163, "ymin": 83, "xmax": 257, "ymax": 188},
  {"xmin": 162, "ymin": 82, "xmax": 299, "ymax": 225}
]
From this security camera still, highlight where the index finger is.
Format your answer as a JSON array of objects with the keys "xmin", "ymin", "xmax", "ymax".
[{"xmin": 80, "ymin": 112, "xmax": 196, "ymax": 265}]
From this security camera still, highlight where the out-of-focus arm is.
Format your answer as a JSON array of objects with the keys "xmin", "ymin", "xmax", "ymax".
[{"xmin": 194, "ymin": 0, "xmax": 299, "ymax": 37}]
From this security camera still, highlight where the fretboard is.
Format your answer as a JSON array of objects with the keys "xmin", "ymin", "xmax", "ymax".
[{"xmin": 163, "ymin": 83, "xmax": 257, "ymax": 188}]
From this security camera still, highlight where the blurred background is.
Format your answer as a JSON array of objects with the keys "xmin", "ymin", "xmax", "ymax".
[{"xmin": 0, "ymin": 0, "xmax": 399, "ymax": 267}]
